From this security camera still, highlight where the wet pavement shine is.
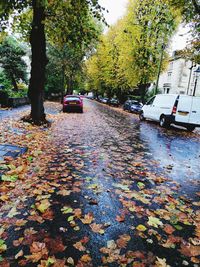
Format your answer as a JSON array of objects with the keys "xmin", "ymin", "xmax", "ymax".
[{"xmin": 0, "ymin": 99, "xmax": 200, "ymax": 267}]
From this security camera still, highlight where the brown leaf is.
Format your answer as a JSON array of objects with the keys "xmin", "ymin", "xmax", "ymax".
[
  {"xmin": 80, "ymin": 236, "xmax": 89, "ymax": 244},
  {"xmin": 90, "ymin": 223, "xmax": 105, "ymax": 234},
  {"xmin": 74, "ymin": 208, "xmax": 82, "ymax": 218},
  {"xmin": 27, "ymin": 214, "xmax": 44, "ymax": 224},
  {"xmin": 0, "ymin": 260, "xmax": 10, "ymax": 267},
  {"xmin": 57, "ymin": 189, "xmax": 71, "ymax": 196},
  {"xmin": 30, "ymin": 242, "xmax": 47, "ymax": 254},
  {"xmin": 73, "ymin": 241, "xmax": 86, "ymax": 252},
  {"xmin": 26, "ymin": 242, "xmax": 48, "ymax": 263},
  {"xmin": 13, "ymin": 238, "xmax": 24, "ymax": 247},
  {"xmin": 126, "ymin": 251, "xmax": 146, "ymax": 259},
  {"xmin": 116, "ymin": 234, "xmax": 131, "ymax": 248},
  {"xmin": 15, "ymin": 219, "xmax": 27, "ymax": 227},
  {"xmin": 44, "ymin": 236, "xmax": 66, "ymax": 254},
  {"xmin": 179, "ymin": 243, "xmax": 200, "ymax": 257},
  {"xmin": 42, "ymin": 209, "xmax": 54, "ymax": 220}
]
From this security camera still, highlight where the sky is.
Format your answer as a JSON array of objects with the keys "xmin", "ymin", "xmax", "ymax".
[
  {"xmin": 99, "ymin": 0, "xmax": 128, "ymax": 26},
  {"xmin": 99, "ymin": 0, "xmax": 190, "ymax": 54}
]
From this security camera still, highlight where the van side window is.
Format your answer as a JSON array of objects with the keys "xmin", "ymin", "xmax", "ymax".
[{"xmin": 146, "ymin": 96, "xmax": 155, "ymax": 105}]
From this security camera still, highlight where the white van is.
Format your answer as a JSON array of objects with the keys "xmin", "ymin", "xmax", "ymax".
[{"xmin": 139, "ymin": 94, "xmax": 200, "ymax": 131}]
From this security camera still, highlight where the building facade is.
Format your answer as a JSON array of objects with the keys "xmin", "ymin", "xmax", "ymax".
[{"xmin": 158, "ymin": 52, "xmax": 200, "ymax": 97}]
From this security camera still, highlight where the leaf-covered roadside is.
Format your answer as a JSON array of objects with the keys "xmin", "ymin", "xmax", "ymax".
[{"xmin": 0, "ymin": 101, "xmax": 200, "ymax": 267}]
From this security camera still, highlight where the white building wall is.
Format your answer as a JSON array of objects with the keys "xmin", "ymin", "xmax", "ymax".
[{"xmin": 158, "ymin": 56, "xmax": 200, "ymax": 97}]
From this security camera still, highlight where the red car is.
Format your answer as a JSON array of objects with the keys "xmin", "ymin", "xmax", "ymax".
[{"xmin": 63, "ymin": 95, "xmax": 83, "ymax": 113}]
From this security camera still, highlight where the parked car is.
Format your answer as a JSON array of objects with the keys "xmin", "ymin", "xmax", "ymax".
[
  {"xmin": 86, "ymin": 92, "xmax": 94, "ymax": 99},
  {"xmin": 108, "ymin": 98, "xmax": 119, "ymax": 107},
  {"xmin": 139, "ymin": 94, "xmax": 200, "ymax": 131},
  {"xmin": 123, "ymin": 100, "xmax": 141, "ymax": 112},
  {"xmin": 63, "ymin": 95, "xmax": 83, "ymax": 113},
  {"xmin": 101, "ymin": 98, "xmax": 109, "ymax": 104},
  {"xmin": 130, "ymin": 102, "xmax": 143, "ymax": 113},
  {"xmin": 97, "ymin": 96, "xmax": 103, "ymax": 102}
]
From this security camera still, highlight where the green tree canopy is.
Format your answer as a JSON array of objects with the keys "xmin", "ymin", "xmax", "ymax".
[{"xmin": 0, "ymin": 36, "xmax": 27, "ymax": 91}]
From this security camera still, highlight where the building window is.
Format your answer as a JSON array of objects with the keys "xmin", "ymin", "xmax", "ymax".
[
  {"xmin": 168, "ymin": 72, "xmax": 172, "ymax": 77},
  {"xmin": 164, "ymin": 88, "xmax": 170, "ymax": 94},
  {"xmin": 169, "ymin": 62, "xmax": 173, "ymax": 70}
]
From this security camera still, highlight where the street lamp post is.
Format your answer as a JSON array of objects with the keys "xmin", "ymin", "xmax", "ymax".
[
  {"xmin": 187, "ymin": 62, "xmax": 194, "ymax": 95},
  {"xmin": 193, "ymin": 66, "xmax": 200, "ymax": 96}
]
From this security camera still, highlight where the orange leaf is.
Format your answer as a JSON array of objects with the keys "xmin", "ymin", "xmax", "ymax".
[
  {"xmin": 81, "ymin": 254, "xmax": 92, "ymax": 263},
  {"xmin": 163, "ymin": 224, "xmax": 175, "ymax": 235},
  {"xmin": 179, "ymin": 243, "xmax": 200, "ymax": 257},
  {"xmin": 116, "ymin": 214, "xmax": 125, "ymax": 222},
  {"xmin": 116, "ymin": 234, "xmax": 131, "ymax": 248},
  {"xmin": 73, "ymin": 241, "xmax": 86, "ymax": 252}
]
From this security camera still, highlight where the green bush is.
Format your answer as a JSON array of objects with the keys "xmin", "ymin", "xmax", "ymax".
[{"xmin": 7, "ymin": 87, "xmax": 28, "ymax": 98}]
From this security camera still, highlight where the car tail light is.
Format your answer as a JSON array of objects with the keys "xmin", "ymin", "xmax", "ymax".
[{"xmin": 172, "ymin": 106, "xmax": 177, "ymax": 115}]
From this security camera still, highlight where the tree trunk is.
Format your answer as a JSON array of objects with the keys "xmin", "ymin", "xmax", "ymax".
[
  {"xmin": 67, "ymin": 76, "xmax": 73, "ymax": 95},
  {"xmin": 138, "ymin": 83, "xmax": 149, "ymax": 103},
  {"xmin": 28, "ymin": 0, "xmax": 47, "ymax": 124},
  {"xmin": 61, "ymin": 65, "xmax": 65, "ymax": 103},
  {"xmin": 11, "ymin": 74, "xmax": 18, "ymax": 92}
]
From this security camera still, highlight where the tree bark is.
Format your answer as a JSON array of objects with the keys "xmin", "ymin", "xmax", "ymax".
[
  {"xmin": 28, "ymin": 0, "xmax": 47, "ymax": 124},
  {"xmin": 11, "ymin": 74, "xmax": 18, "ymax": 92},
  {"xmin": 67, "ymin": 75, "xmax": 73, "ymax": 95},
  {"xmin": 138, "ymin": 83, "xmax": 149, "ymax": 103}
]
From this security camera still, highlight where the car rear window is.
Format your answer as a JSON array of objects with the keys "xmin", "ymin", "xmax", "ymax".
[{"xmin": 65, "ymin": 97, "xmax": 80, "ymax": 101}]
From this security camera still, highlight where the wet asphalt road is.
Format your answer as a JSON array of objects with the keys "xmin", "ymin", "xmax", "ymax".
[
  {"xmin": 1, "ymin": 99, "xmax": 200, "ymax": 266},
  {"xmin": 50, "ymin": 99, "xmax": 199, "ymax": 266}
]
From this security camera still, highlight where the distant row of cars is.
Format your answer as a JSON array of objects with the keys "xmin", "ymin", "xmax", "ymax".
[
  {"xmin": 97, "ymin": 97, "xmax": 143, "ymax": 114},
  {"xmin": 97, "ymin": 97, "xmax": 120, "ymax": 106}
]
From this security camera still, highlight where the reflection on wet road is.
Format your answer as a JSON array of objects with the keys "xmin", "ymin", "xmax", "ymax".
[{"xmin": 90, "ymin": 99, "xmax": 200, "ymax": 181}]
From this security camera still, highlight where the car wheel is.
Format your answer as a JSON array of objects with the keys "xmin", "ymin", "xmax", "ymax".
[
  {"xmin": 63, "ymin": 108, "xmax": 66, "ymax": 113},
  {"xmin": 160, "ymin": 115, "xmax": 170, "ymax": 128},
  {"xmin": 139, "ymin": 112, "xmax": 145, "ymax": 121},
  {"xmin": 80, "ymin": 108, "xmax": 83, "ymax": 113},
  {"xmin": 186, "ymin": 125, "xmax": 195, "ymax": 132}
]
